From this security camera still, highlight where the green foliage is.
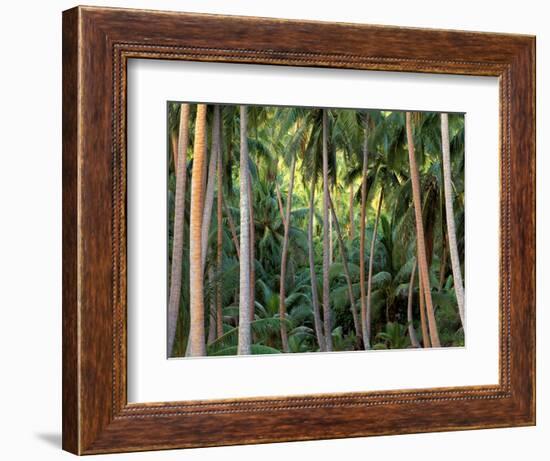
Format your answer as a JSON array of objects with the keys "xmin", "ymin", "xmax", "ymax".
[
  {"xmin": 168, "ymin": 104, "xmax": 465, "ymax": 357},
  {"xmin": 374, "ymin": 322, "xmax": 411, "ymax": 349}
]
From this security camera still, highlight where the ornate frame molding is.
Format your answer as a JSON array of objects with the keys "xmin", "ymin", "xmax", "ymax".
[{"xmin": 63, "ymin": 6, "xmax": 535, "ymax": 454}]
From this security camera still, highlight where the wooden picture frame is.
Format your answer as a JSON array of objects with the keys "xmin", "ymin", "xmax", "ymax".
[{"xmin": 62, "ymin": 5, "xmax": 536, "ymax": 455}]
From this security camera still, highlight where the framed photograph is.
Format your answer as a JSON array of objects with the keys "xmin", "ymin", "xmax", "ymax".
[{"xmin": 62, "ymin": 5, "xmax": 535, "ymax": 454}]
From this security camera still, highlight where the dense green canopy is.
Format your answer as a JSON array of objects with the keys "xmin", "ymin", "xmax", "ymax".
[{"xmin": 167, "ymin": 103, "xmax": 465, "ymax": 357}]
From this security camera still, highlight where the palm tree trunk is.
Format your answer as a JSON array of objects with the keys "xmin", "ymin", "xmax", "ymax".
[
  {"xmin": 308, "ymin": 179, "xmax": 326, "ymax": 351},
  {"xmin": 359, "ymin": 113, "xmax": 370, "ymax": 349},
  {"xmin": 366, "ymin": 187, "xmax": 384, "ymax": 341},
  {"xmin": 418, "ymin": 259, "xmax": 431, "ymax": 348},
  {"xmin": 237, "ymin": 106, "xmax": 252, "ymax": 355},
  {"xmin": 188, "ymin": 104, "xmax": 208, "ymax": 357},
  {"xmin": 171, "ymin": 131, "xmax": 178, "ymax": 174},
  {"xmin": 407, "ymin": 262, "xmax": 420, "ymax": 348},
  {"xmin": 406, "ymin": 112, "xmax": 440, "ymax": 347},
  {"xmin": 275, "ymin": 182, "xmax": 287, "ymax": 228},
  {"xmin": 167, "ymin": 104, "xmax": 190, "ymax": 356},
  {"xmin": 349, "ymin": 184, "xmax": 355, "ymax": 241},
  {"xmin": 247, "ymin": 168, "xmax": 256, "ymax": 321},
  {"xmin": 207, "ymin": 266, "xmax": 216, "ymax": 344},
  {"xmin": 329, "ymin": 203, "xmax": 334, "ymax": 264},
  {"xmin": 201, "ymin": 130, "xmax": 209, "ymax": 205},
  {"xmin": 216, "ymin": 128, "xmax": 224, "ymax": 338},
  {"xmin": 222, "ymin": 197, "xmax": 240, "ymax": 259},
  {"xmin": 328, "ymin": 191, "xmax": 362, "ymax": 343},
  {"xmin": 279, "ymin": 154, "xmax": 297, "ymax": 353},
  {"xmin": 441, "ymin": 113, "xmax": 465, "ymax": 327},
  {"xmin": 201, "ymin": 106, "xmax": 220, "ymax": 272},
  {"xmin": 439, "ymin": 237, "xmax": 448, "ymax": 291},
  {"xmin": 322, "ymin": 110, "xmax": 333, "ymax": 351}
]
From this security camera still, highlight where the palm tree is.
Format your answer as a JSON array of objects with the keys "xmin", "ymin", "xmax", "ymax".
[
  {"xmin": 279, "ymin": 152, "xmax": 297, "ymax": 352},
  {"xmin": 167, "ymin": 103, "xmax": 190, "ymax": 355},
  {"xmin": 322, "ymin": 109, "xmax": 333, "ymax": 351},
  {"xmin": 416, "ymin": 259, "xmax": 430, "ymax": 347},
  {"xmin": 439, "ymin": 237, "xmax": 448, "ymax": 291},
  {"xmin": 349, "ymin": 184, "xmax": 355, "ymax": 241},
  {"xmin": 216, "ymin": 109, "xmax": 224, "ymax": 338},
  {"xmin": 188, "ymin": 104, "xmax": 208, "ymax": 357},
  {"xmin": 328, "ymin": 191, "xmax": 362, "ymax": 344},
  {"xmin": 308, "ymin": 178, "xmax": 326, "ymax": 351},
  {"xmin": 441, "ymin": 113, "xmax": 465, "ymax": 327},
  {"xmin": 247, "ymin": 167, "xmax": 256, "ymax": 321},
  {"xmin": 407, "ymin": 261, "xmax": 421, "ymax": 347},
  {"xmin": 405, "ymin": 112, "xmax": 440, "ymax": 347},
  {"xmin": 170, "ymin": 131, "xmax": 178, "ymax": 173},
  {"xmin": 223, "ymin": 196, "xmax": 240, "ymax": 258},
  {"xmin": 201, "ymin": 106, "xmax": 221, "ymax": 272},
  {"xmin": 207, "ymin": 266, "xmax": 217, "ymax": 343},
  {"xmin": 299, "ymin": 110, "xmax": 327, "ymax": 351},
  {"xmin": 237, "ymin": 105, "xmax": 252, "ymax": 355},
  {"xmin": 329, "ymin": 199, "xmax": 334, "ymax": 264},
  {"xmin": 359, "ymin": 113, "xmax": 370, "ymax": 349},
  {"xmin": 366, "ymin": 186, "xmax": 384, "ymax": 342},
  {"xmin": 275, "ymin": 182, "xmax": 286, "ymax": 227},
  {"xmin": 167, "ymin": 104, "xmax": 465, "ymax": 357}
]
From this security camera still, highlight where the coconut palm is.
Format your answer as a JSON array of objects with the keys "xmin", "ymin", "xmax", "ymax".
[
  {"xmin": 188, "ymin": 104, "xmax": 208, "ymax": 357},
  {"xmin": 278, "ymin": 151, "xmax": 297, "ymax": 352},
  {"xmin": 407, "ymin": 262, "xmax": 421, "ymax": 347},
  {"xmin": 328, "ymin": 191, "xmax": 361, "ymax": 345},
  {"xmin": 405, "ymin": 112, "xmax": 440, "ymax": 347},
  {"xmin": 321, "ymin": 109, "xmax": 333, "ymax": 351},
  {"xmin": 201, "ymin": 106, "xmax": 221, "ymax": 272},
  {"xmin": 366, "ymin": 185, "xmax": 384, "ymax": 340},
  {"xmin": 168, "ymin": 104, "xmax": 464, "ymax": 357},
  {"xmin": 359, "ymin": 112, "xmax": 371, "ymax": 349},
  {"xmin": 441, "ymin": 113, "xmax": 465, "ymax": 327},
  {"xmin": 167, "ymin": 103, "xmax": 190, "ymax": 355},
  {"xmin": 238, "ymin": 105, "xmax": 252, "ymax": 355},
  {"xmin": 216, "ymin": 108, "xmax": 224, "ymax": 338}
]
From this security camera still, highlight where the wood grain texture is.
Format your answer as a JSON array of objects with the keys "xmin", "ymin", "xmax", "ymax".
[
  {"xmin": 62, "ymin": 5, "xmax": 536, "ymax": 455},
  {"xmin": 62, "ymin": 6, "xmax": 79, "ymax": 455}
]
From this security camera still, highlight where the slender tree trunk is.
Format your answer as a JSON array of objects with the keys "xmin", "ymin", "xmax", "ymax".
[
  {"xmin": 349, "ymin": 184, "xmax": 355, "ymax": 241},
  {"xmin": 366, "ymin": 187, "xmax": 384, "ymax": 341},
  {"xmin": 308, "ymin": 179, "xmax": 326, "ymax": 351},
  {"xmin": 247, "ymin": 168, "xmax": 256, "ymax": 320},
  {"xmin": 407, "ymin": 263, "xmax": 420, "ymax": 348},
  {"xmin": 171, "ymin": 131, "xmax": 178, "ymax": 174},
  {"xmin": 359, "ymin": 113, "xmax": 370, "ymax": 349},
  {"xmin": 167, "ymin": 104, "xmax": 190, "ymax": 356},
  {"xmin": 441, "ymin": 113, "xmax": 465, "ymax": 327},
  {"xmin": 279, "ymin": 154, "xmax": 297, "ymax": 353},
  {"xmin": 201, "ymin": 130, "xmax": 209, "ymax": 206},
  {"xmin": 188, "ymin": 104, "xmax": 208, "ymax": 357},
  {"xmin": 222, "ymin": 197, "xmax": 240, "ymax": 259},
  {"xmin": 439, "ymin": 237, "xmax": 448, "ymax": 291},
  {"xmin": 406, "ymin": 112, "xmax": 440, "ymax": 347},
  {"xmin": 329, "ymin": 203, "xmax": 334, "ymax": 264},
  {"xmin": 423, "ymin": 192, "xmax": 436, "ymax": 273},
  {"xmin": 275, "ymin": 181, "xmax": 287, "ymax": 228},
  {"xmin": 201, "ymin": 106, "xmax": 220, "ymax": 272},
  {"xmin": 216, "ymin": 127, "xmax": 224, "ymax": 338},
  {"xmin": 322, "ymin": 110, "xmax": 333, "ymax": 351},
  {"xmin": 328, "ymin": 191, "xmax": 362, "ymax": 343},
  {"xmin": 237, "ymin": 106, "xmax": 252, "ymax": 355},
  {"xmin": 418, "ymin": 259, "xmax": 431, "ymax": 348},
  {"xmin": 207, "ymin": 266, "xmax": 217, "ymax": 344}
]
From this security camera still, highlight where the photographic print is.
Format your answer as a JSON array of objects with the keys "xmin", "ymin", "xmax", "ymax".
[
  {"xmin": 62, "ymin": 8, "xmax": 535, "ymax": 452},
  {"xmin": 167, "ymin": 104, "xmax": 465, "ymax": 358}
]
